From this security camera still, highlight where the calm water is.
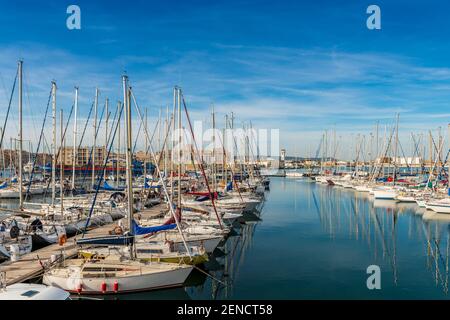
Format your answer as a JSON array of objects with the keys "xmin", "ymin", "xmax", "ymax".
[
  {"xmin": 4, "ymin": 176, "xmax": 450, "ymax": 299},
  {"xmin": 98, "ymin": 177, "xmax": 450, "ymax": 300}
]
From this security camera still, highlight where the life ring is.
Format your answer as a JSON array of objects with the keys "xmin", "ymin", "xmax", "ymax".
[{"xmin": 58, "ymin": 234, "xmax": 67, "ymax": 246}]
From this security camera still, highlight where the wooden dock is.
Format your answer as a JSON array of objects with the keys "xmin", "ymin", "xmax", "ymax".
[{"xmin": 0, "ymin": 203, "xmax": 166, "ymax": 286}]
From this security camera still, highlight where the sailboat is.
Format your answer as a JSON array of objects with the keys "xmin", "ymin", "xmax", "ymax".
[
  {"xmin": 43, "ymin": 76, "xmax": 193, "ymax": 294},
  {"xmin": 0, "ymin": 61, "xmax": 34, "ymax": 261}
]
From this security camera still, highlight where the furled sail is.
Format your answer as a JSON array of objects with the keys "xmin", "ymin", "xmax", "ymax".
[
  {"xmin": 76, "ymin": 235, "xmax": 134, "ymax": 246},
  {"xmin": 132, "ymin": 220, "xmax": 176, "ymax": 235}
]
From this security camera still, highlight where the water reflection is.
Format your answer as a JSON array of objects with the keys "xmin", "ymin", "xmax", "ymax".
[
  {"xmin": 3, "ymin": 176, "xmax": 450, "ymax": 299},
  {"xmin": 311, "ymin": 182, "xmax": 449, "ymax": 295}
]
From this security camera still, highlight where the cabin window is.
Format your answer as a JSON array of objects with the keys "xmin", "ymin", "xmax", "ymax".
[
  {"xmin": 137, "ymin": 249, "xmax": 164, "ymax": 254},
  {"xmin": 21, "ymin": 290, "xmax": 40, "ymax": 297}
]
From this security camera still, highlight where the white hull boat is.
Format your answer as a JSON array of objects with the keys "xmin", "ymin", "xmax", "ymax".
[
  {"xmin": 43, "ymin": 258, "xmax": 193, "ymax": 294},
  {"xmin": 425, "ymin": 199, "xmax": 450, "ymax": 214}
]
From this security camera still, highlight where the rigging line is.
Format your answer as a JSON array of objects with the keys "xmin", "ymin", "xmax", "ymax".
[
  {"xmin": 143, "ymin": 117, "xmax": 161, "ymax": 157},
  {"xmin": 0, "ymin": 70, "xmax": 10, "ymax": 105},
  {"xmin": 128, "ymin": 91, "xmax": 168, "ymax": 189},
  {"xmin": 129, "ymin": 87, "xmax": 193, "ymax": 257},
  {"xmin": 132, "ymin": 113, "xmax": 143, "ymax": 154},
  {"xmin": 42, "ymin": 103, "xmax": 74, "ymax": 198},
  {"xmin": 371, "ymin": 124, "xmax": 395, "ymax": 181},
  {"xmin": 182, "ymin": 126, "xmax": 199, "ymax": 180},
  {"xmin": 80, "ymin": 99, "xmax": 106, "ymax": 186},
  {"xmin": 396, "ymin": 138, "xmax": 411, "ymax": 170},
  {"xmin": 72, "ymin": 104, "xmax": 118, "ymax": 237},
  {"xmin": 23, "ymin": 67, "xmax": 40, "ymax": 142},
  {"xmin": 97, "ymin": 106, "xmax": 118, "ymax": 182},
  {"xmin": 143, "ymin": 112, "xmax": 173, "ymax": 199},
  {"xmin": 214, "ymin": 123, "xmax": 243, "ymax": 202},
  {"xmin": 181, "ymin": 93, "xmax": 223, "ymax": 229},
  {"xmin": 24, "ymin": 87, "xmax": 52, "ymax": 200},
  {"xmin": 82, "ymin": 101, "xmax": 124, "ymax": 236},
  {"xmin": 429, "ymin": 132, "xmax": 449, "ymax": 181},
  {"xmin": 0, "ymin": 67, "xmax": 18, "ymax": 151},
  {"xmin": 420, "ymin": 221, "xmax": 447, "ymax": 291},
  {"xmin": 75, "ymin": 101, "xmax": 94, "ymax": 182}
]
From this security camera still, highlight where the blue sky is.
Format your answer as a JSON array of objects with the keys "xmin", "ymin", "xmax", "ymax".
[{"xmin": 1, "ymin": 0, "xmax": 450, "ymax": 158}]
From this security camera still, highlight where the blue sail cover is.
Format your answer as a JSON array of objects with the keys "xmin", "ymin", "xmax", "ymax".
[
  {"xmin": 0, "ymin": 181, "xmax": 7, "ymax": 189},
  {"xmin": 226, "ymin": 181, "xmax": 233, "ymax": 191},
  {"xmin": 76, "ymin": 235, "xmax": 134, "ymax": 246},
  {"xmin": 144, "ymin": 181, "xmax": 162, "ymax": 189},
  {"xmin": 101, "ymin": 181, "xmax": 125, "ymax": 191},
  {"xmin": 132, "ymin": 220, "xmax": 177, "ymax": 235}
]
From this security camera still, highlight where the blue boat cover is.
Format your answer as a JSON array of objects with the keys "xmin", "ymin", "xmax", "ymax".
[
  {"xmin": 226, "ymin": 181, "xmax": 233, "ymax": 191},
  {"xmin": 144, "ymin": 181, "xmax": 161, "ymax": 189},
  {"xmin": 132, "ymin": 220, "xmax": 177, "ymax": 235},
  {"xmin": 101, "ymin": 181, "xmax": 125, "ymax": 191},
  {"xmin": 0, "ymin": 181, "xmax": 7, "ymax": 189},
  {"xmin": 76, "ymin": 235, "xmax": 134, "ymax": 246}
]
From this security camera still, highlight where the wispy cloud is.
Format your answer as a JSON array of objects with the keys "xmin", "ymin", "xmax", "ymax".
[{"xmin": 1, "ymin": 42, "xmax": 450, "ymax": 156}]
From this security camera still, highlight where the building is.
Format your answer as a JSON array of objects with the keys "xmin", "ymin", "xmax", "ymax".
[{"xmin": 60, "ymin": 146, "xmax": 107, "ymax": 166}]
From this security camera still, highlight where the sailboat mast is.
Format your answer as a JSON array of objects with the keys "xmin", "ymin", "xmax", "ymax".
[
  {"xmin": 117, "ymin": 101, "xmax": 121, "ymax": 184},
  {"xmin": 224, "ymin": 114, "xmax": 228, "ymax": 186},
  {"xmin": 18, "ymin": 60, "xmax": 23, "ymax": 210},
  {"xmin": 123, "ymin": 76, "xmax": 134, "ymax": 236},
  {"xmin": 394, "ymin": 113, "xmax": 399, "ymax": 183},
  {"xmin": 177, "ymin": 87, "xmax": 182, "ymax": 209},
  {"xmin": 105, "ymin": 98, "xmax": 109, "ymax": 149},
  {"xmin": 60, "ymin": 109, "xmax": 64, "ymax": 213},
  {"xmin": 144, "ymin": 107, "xmax": 147, "ymax": 181},
  {"xmin": 72, "ymin": 87, "xmax": 78, "ymax": 190},
  {"xmin": 164, "ymin": 105, "xmax": 169, "ymax": 178},
  {"xmin": 51, "ymin": 80, "xmax": 57, "ymax": 208},
  {"xmin": 92, "ymin": 88, "xmax": 98, "ymax": 188},
  {"xmin": 212, "ymin": 105, "xmax": 216, "ymax": 191},
  {"xmin": 171, "ymin": 87, "xmax": 176, "ymax": 198}
]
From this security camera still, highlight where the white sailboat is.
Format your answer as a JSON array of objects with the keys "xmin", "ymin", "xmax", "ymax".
[{"xmin": 43, "ymin": 77, "xmax": 194, "ymax": 294}]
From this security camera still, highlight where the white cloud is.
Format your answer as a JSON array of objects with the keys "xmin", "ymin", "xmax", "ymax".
[{"xmin": 0, "ymin": 43, "xmax": 450, "ymax": 158}]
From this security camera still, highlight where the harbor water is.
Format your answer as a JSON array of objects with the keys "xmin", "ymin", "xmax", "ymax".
[{"xmin": 93, "ymin": 177, "xmax": 450, "ymax": 300}]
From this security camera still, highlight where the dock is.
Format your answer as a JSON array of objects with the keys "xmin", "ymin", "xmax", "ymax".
[{"xmin": 0, "ymin": 203, "xmax": 167, "ymax": 286}]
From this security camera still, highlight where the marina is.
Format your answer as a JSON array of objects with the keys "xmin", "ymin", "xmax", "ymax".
[
  {"xmin": 0, "ymin": 61, "xmax": 269, "ymax": 299},
  {"xmin": 2, "ymin": 0, "xmax": 450, "ymax": 305}
]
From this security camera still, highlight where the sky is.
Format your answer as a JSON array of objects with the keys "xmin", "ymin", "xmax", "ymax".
[{"xmin": 0, "ymin": 0, "xmax": 450, "ymax": 159}]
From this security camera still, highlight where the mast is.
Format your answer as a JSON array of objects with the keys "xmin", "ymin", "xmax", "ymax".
[
  {"xmin": 60, "ymin": 109, "xmax": 64, "ymax": 213},
  {"xmin": 123, "ymin": 75, "xmax": 134, "ymax": 237},
  {"xmin": 177, "ymin": 87, "xmax": 182, "ymax": 209},
  {"xmin": 164, "ymin": 105, "xmax": 169, "ymax": 178},
  {"xmin": 105, "ymin": 98, "xmax": 109, "ymax": 149},
  {"xmin": 72, "ymin": 87, "xmax": 78, "ymax": 190},
  {"xmin": 230, "ymin": 112, "xmax": 235, "ymax": 173},
  {"xmin": 158, "ymin": 107, "xmax": 162, "ymax": 155},
  {"xmin": 117, "ymin": 101, "xmax": 121, "ymax": 185},
  {"xmin": 18, "ymin": 60, "xmax": 23, "ymax": 210},
  {"xmin": 92, "ymin": 88, "xmax": 98, "ymax": 188},
  {"xmin": 51, "ymin": 80, "xmax": 57, "ymax": 208},
  {"xmin": 170, "ymin": 87, "xmax": 176, "ymax": 198},
  {"xmin": 223, "ymin": 114, "xmax": 227, "ymax": 185},
  {"xmin": 394, "ymin": 113, "xmax": 399, "ymax": 183},
  {"xmin": 212, "ymin": 105, "xmax": 216, "ymax": 191},
  {"xmin": 144, "ymin": 107, "xmax": 148, "ymax": 181}
]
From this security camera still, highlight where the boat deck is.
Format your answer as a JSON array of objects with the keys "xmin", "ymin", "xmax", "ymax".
[{"xmin": 0, "ymin": 203, "xmax": 166, "ymax": 285}]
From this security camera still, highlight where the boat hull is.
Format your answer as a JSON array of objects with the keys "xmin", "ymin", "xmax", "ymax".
[{"xmin": 43, "ymin": 264, "xmax": 193, "ymax": 295}]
